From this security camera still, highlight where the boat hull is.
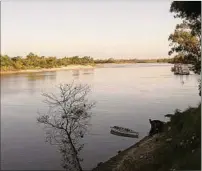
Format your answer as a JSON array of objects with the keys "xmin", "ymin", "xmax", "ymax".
[{"xmin": 110, "ymin": 130, "xmax": 139, "ymax": 138}]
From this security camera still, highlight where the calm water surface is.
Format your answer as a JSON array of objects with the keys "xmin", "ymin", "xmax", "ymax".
[{"xmin": 1, "ymin": 64, "xmax": 200, "ymax": 170}]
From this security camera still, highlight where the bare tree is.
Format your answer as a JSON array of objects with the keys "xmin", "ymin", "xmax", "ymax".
[{"xmin": 37, "ymin": 82, "xmax": 95, "ymax": 171}]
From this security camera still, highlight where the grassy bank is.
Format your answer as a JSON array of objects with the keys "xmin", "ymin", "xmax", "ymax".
[{"xmin": 92, "ymin": 104, "xmax": 201, "ymax": 171}]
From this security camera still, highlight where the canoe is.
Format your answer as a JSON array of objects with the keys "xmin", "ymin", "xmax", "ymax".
[{"xmin": 110, "ymin": 126, "xmax": 139, "ymax": 138}]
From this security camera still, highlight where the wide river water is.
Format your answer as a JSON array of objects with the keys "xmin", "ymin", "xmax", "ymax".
[{"xmin": 1, "ymin": 63, "xmax": 200, "ymax": 170}]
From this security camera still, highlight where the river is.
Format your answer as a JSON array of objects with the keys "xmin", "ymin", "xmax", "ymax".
[{"xmin": 1, "ymin": 63, "xmax": 200, "ymax": 170}]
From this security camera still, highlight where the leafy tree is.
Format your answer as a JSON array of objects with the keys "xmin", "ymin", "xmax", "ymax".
[
  {"xmin": 170, "ymin": 1, "xmax": 201, "ymax": 36},
  {"xmin": 46, "ymin": 57, "xmax": 57, "ymax": 68},
  {"xmin": 0, "ymin": 55, "xmax": 12, "ymax": 67},
  {"xmin": 26, "ymin": 52, "xmax": 39, "ymax": 67},
  {"xmin": 169, "ymin": 1, "xmax": 201, "ymax": 74},
  {"xmin": 168, "ymin": 22, "xmax": 201, "ymax": 73}
]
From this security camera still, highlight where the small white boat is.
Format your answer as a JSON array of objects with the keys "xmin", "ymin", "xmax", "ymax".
[{"xmin": 110, "ymin": 126, "xmax": 139, "ymax": 138}]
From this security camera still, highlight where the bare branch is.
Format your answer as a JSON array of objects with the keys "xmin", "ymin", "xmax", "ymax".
[{"xmin": 37, "ymin": 82, "xmax": 95, "ymax": 171}]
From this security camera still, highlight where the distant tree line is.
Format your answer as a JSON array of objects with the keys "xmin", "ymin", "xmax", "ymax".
[
  {"xmin": 0, "ymin": 53, "xmax": 94, "ymax": 71},
  {"xmin": 0, "ymin": 52, "xmax": 176, "ymax": 71},
  {"xmin": 94, "ymin": 58, "xmax": 174, "ymax": 64}
]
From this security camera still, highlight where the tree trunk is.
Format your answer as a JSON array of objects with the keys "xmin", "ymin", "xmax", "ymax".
[{"xmin": 67, "ymin": 133, "xmax": 83, "ymax": 171}]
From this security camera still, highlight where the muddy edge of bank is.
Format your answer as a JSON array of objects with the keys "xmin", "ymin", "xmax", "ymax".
[{"xmin": 91, "ymin": 135, "xmax": 151, "ymax": 171}]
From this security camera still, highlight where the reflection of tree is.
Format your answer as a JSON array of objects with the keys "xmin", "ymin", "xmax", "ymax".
[
  {"xmin": 27, "ymin": 72, "xmax": 56, "ymax": 94},
  {"xmin": 72, "ymin": 70, "xmax": 80, "ymax": 79},
  {"xmin": 27, "ymin": 72, "xmax": 56, "ymax": 81},
  {"xmin": 179, "ymin": 75, "xmax": 184, "ymax": 85},
  {"xmin": 27, "ymin": 73, "xmax": 45, "ymax": 80},
  {"xmin": 82, "ymin": 69, "xmax": 94, "ymax": 75},
  {"xmin": 37, "ymin": 82, "xmax": 95, "ymax": 171}
]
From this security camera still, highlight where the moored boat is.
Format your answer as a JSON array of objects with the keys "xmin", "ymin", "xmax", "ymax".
[
  {"xmin": 110, "ymin": 126, "xmax": 139, "ymax": 138},
  {"xmin": 181, "ymin": 65, "xmax": 190, "ymax": 75},
  {"xmin": 173, "ymin": 64, "xmax": 190, "ymax": 75}
]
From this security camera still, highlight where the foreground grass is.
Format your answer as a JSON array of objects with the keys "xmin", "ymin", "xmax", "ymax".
[{"xmin": 92, "ymin": 104, "xmax": 201, "ymax": 171}]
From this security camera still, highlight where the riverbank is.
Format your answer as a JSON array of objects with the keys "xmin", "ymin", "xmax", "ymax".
[
  {"xmin": 92, "ymin": 134, "xmax": 164, "ymax": 171},
  {"xmin": 1, "ymin": 54, "xmax": 174, "ymax": 74},
  {"xmin": 92, "ymin": 104, "xmax": 201, "ymax": 171},
  {"xmin": 0, "ymin": 65, "xmax": 94, "ymax": 74},
  {"xmin": 0, "ymin": 63, "xmax": 171, "ymax": 74}
]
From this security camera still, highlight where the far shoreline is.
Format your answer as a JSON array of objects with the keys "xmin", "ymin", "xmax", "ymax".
[
  {"xmin": 0, "ymin": 63, "xmax": 171, "ymax": 75},
  {"xmin": 0, "ymin": 65, "xmax": 95, "ymax": 75}
]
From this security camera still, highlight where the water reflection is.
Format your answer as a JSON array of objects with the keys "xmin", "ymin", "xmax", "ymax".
[
  {"xmin": 174, "ymin": 74, "xmax": 192, "ymax": 86},
  {"xmin": 82, "ymin": 69, "xmax": 94, "ymax": 75},
  {"xmin": 26, "ymin": 72, "xmax": 57, "ymax": 94},
  {"xmin": 26, "ymin": 72, "xmax": 56, "ymax": 81},
  {"xmin": 1, "ymin": 64, "xmax": 200, "ymax": 170},
  {"xmin": 72, "ymin": 70, "xmax": 80, "ymax": 79},
  {"xmin": 179, "ymin": 75, "xmax": 185, "ymax": 86},
  {"xmin": 27, "ymin": 73, "xmax": 46, "ymax": 81}
]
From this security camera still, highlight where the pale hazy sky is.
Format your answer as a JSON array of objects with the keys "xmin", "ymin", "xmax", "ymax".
[{"xmin": 1, "ymin": 0, "xmax": 181, "ymax": 59}]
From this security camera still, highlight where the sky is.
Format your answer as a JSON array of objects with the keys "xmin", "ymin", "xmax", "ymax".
[{"xmin": 1, "ymin": 0, "xmax": 181, "ymax": 59}]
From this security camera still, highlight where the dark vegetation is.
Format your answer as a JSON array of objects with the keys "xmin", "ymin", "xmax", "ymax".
[
  {"xmin": 169, "ymin": 1, "xmax": 201, "ymax": 95},
  {"xmin": 92, "ymin": 104, "xmax": 201, "ymax": 171},
  {"xmin": 169, "ymin": 1, "xmax": 201, "ymax": 74},
  {"xmin": 148, "ymin": 119, "xmax": 164, "ymax": 136},
  {"xmin": 138, "ymin": 104, "xmax": 201, "ymax": 171},
  {"xmin": 147, "ymin": 2, "xmax": 201, "ymax": 170},
  {"xmin": 153, "ymin": 104, "xmax": 201, "ymax": 171}
]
